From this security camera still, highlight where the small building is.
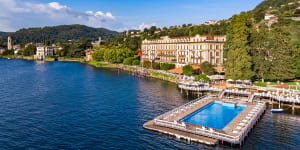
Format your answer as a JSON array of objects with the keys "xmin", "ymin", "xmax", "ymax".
[
  {"xmin": 92, "ymin": 37, "xmax": 102, "ymax": 47},
  {"xmin": 85, "ymin": 49, "xmax": 95, "ymax": 61},
  {"xmin": 295, "ymin": 7, "xmax": 300, "ymax": 15},
  {"xmin": 204, "ymin": 20, "xmax": 218, "ymax": 25},
  {"xmin": 0, "ymin": 48, "xmax": 5, "ymax": 54},
  {"xmin": 34, "ymin": 46, "xmax": 54, "ymax": 60},
  {"xmin": 264, "ymin": 14, "xmax": 276, "ymax": 20},
  {"xmin": 288, "ymin": 2, "xmax": 295, "ymax": 5},
  {"xmin": 266, "ymin": 16, "xmax": 278, "ymax": 27}
]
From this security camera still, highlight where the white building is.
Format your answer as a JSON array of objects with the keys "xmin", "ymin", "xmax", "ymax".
[
  {"xmin": 0, "ymin": 48, "xmax": 5, "ymax": 54},
  {"xmin": 141, "ymin": 34, "xmax": 226, "ymax": 68},
  {"xmin": 264, "ymin": 14, "xmax": 276, "ymax": 20},
  {"xmin": 34, "ymin": 46, "xmax": 54, "ymax": 60}
]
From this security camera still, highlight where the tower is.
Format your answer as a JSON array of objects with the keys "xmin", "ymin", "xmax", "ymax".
[
  {"xmin": 97, "ymin": 37, "xmax": 102, "ymax": 46},
  {"xmin": 7, "ymin": 36, "xmax": 12, "ymax": 50}
]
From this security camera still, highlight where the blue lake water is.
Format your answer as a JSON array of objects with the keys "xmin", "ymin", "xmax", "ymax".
[
  {"xmin": 182, "ymin": 101, "xmax": 246, "ymax": 129},
  {"xmin": 0, "ymin": 58, "xmax": 300, "ymax": 149}
]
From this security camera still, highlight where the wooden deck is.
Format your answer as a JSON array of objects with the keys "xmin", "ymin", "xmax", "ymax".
[
  {"xmin": 223, "ymin": 103, "xmax": 255, "ymax": 135},
  {"xmin": 143, "ymin": 120, "xmax": 218, "ymax": 146}
]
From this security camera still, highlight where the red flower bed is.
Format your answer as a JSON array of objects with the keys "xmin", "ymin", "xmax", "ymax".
[{"xmin": 276, "ymin": 85, "xmax": 289, "ymax": 88}]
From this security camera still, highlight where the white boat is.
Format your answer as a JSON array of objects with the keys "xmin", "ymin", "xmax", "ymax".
[
  {"xmin": 271, "ymin": 109, "xmax": 284, "ymax": 113},
  {"xmin": 7, "ymin": 58, "xmax": 11, "ymax": 59}
]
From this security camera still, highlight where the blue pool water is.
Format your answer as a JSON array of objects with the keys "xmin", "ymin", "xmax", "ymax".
[{"xmin": 182, "ymin": 101, "xmax": 247, "ymax": 129}]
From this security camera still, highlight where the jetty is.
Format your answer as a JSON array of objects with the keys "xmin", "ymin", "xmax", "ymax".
[{"xmin": 144, "ymin": 96, "xmax": 266, "ymax": 147}]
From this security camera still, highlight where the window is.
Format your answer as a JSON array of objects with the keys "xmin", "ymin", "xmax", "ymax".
[
  {"xmin": 216, "ymin": 52, "xmax": 220, "ymax": 56},
  {"xmin": 216, "ymin": 58, "xmax": 220, "ymax": 64}
]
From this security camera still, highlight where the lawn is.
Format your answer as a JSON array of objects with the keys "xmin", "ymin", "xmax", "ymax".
[
  {"xmin": 254, "ymin": 80, "xmax": 300, "ymax": 90},
  {"xmin": 149, "ymin": 71, "xmax": 176, "ymax": 80},
  {"xmin": 88, "ymin": 60, "xmax": 109, "ymax": 67}
]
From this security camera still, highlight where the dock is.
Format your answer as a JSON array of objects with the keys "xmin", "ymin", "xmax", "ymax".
[
  {"xmin": 143, "ymin": 120, "xmax": 218, "ymax": 146},
  {"xmin": 143, "ymin": 96, "xmax": 266, "ymax": 147}
]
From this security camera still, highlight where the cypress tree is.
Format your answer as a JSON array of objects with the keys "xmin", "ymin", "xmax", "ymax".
[{"xmin": 225, "ymin": 12, "xmax": 254, "ymax": 80}]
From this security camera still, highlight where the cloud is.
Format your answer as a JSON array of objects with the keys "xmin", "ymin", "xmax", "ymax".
[
  {"xmin": 0, "ymin": 0, "xmax": 117, "ymax": 32},
  {"xmin": 136, "ymin": 22, "xmax": 157, "ymax": 31}
]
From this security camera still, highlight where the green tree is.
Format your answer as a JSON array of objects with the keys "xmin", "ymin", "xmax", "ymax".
[
  {"xmin": 132, "ymin": 59, "xmax": 140, "ymax": 66},
  {"xmin": 251, "ymin": 25, "xmax": 271, "ymax": 83},
  {"xmin": 182, "ymin": 65, "xmax": 194, "ymax": 75},
  {"xmin": 92, "ymin": 48, "xmax": 105, "ymax": 61},
  {"xmin": 194, "ymin": 74, "xmax": 211, "ymax": 83},
  {"xmin": 268, "ymin": 26, "xmax": 295, "ymax": 81},
  {"xmin": 23, "ymin": 44, "xmax": 36, "ymax": 56},
  {"xmin": 200, "ymin": 61, "xmax": 215, "ymax": 75},
  {"xmin": 225, "ymin": 12, "xmax": 254, "ymax": 80},
  {"xmin": 160, "ymin": 63, "xmax": 175, "ymax": 71},
  {"xmin": 123, "ymin": 57, "xmax": 135, "ymax": 65},
  {"xmin": 294, "ymin": 49, "xmax": 300, "ymax": 78}
]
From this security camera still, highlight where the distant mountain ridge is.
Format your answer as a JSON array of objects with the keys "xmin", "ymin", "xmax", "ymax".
[
  {"xmin": 0, "ymin": 24, "xmax": 119, "ymax": 44},
  {"xmin": 0, "ymin": 32, "xmax": 9, "ymax": 36}
]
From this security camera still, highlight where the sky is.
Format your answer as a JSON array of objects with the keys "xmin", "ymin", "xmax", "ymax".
[{"xmin": 0, "ymin": 0, "xmax": 264, "ymax": 32}]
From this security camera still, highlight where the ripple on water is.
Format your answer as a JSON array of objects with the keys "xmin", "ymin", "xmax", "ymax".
[{"xmin": 0, "ymin": 58, "xmax": 299, "ymax": 150}]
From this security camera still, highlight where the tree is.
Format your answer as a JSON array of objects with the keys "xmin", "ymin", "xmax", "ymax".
[
  {"xmin": 160, "ymin": 63, "xmax": 175, "ymax": 71},
  {"xmin": 194, "ymin": 74, "xmax": 211, "ymax": 83},
  {"xmin": 200, "ymin": 61, "xmax": 215, "ymax": 75},
  {"xmin": 182, "ymin": 65, "xmax": 194, "ymax": 75},
  {"xmin": 251, "ymin": 25, "xmax": 271, "ymax": 83},
  {"xmin": 23, "ymin": 44, "xmax": 36, "ymax": 56},
  {"xmin": 92, "ymin": 48, "xmax": 105, "ymax": 61},
  {"xmin": 225, "ymin": 12, "xmax": 254, "ymax": 80},
  {"xmin": 294, "ymin": 49, "xmax": 300, "ymax": 78},
  {"xmin": 1, "ymin": 49, "xmax": 14, "ymax": 55},
  {"xmin": 132, "ymin": 59, "xmax": 140, "ymax": 66},
  {"xmin": 268, "ymin": 26, "xmax": 295, "ymax": 81},
  {"xmin": 123, "ymin": 57, "xmax": 135, "ymax": 65}
]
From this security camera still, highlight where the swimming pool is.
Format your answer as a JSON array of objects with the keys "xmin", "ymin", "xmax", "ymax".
[{"xmin": 181, "ymin": 101, "xmax": 247, "ymax": 129}]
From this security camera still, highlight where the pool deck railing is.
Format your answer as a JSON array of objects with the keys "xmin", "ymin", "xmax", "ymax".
[{"xmin": 178, "ymin": 84, "xmax": 300, "ymax": 105}]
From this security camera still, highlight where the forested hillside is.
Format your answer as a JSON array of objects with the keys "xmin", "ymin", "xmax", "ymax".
[
  {"xmin": 252, "ymin": 0, "xmax": 296, "ymax": 22},
  {"xmin": 0, "ymin": 32, "xmax": 9, "ymax": 36},
  {"xmin": 0, "ymin": 24, "xmax": 118, "ymax": 45}
]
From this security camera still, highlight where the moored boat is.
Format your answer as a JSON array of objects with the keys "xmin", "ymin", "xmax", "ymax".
[{"xmin": 271, "ymin": 109, "xmax": 283, "ymax": 113}]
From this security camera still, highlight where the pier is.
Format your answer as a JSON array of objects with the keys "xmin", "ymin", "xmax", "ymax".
[
  {"xmin": 178, "ymin": 81, "xmax": 300, "ymax": 107},
  {"xmin": 144, "ymin": 96, "xmax": 266, "ymax": 147}
]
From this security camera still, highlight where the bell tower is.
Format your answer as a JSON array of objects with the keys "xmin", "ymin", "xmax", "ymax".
[{"xmin": 7, "ymin": 36, "xmax": 12, "ymax": 50}]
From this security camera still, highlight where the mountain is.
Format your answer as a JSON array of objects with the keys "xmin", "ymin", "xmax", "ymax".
[
  {"xmin": 0, "ymin": 32, "xmax": 9, "ymax": 36},
  {"xmin": 0, "ymin": 24, "xmax": 119, "ymax": 44}
]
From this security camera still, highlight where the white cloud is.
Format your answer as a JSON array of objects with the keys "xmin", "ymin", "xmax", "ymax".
[
  {"xmin": 0, "ymin": 0, "xmax": 118, "ymax": 32},
  {"xmin": 137, "ymin": 22, "xmax": 157, "ymax": 31}
]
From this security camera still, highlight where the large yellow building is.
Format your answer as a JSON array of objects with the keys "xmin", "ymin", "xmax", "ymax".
[{"xmin": 141, "ymin": 34, "xmax": 226, "ymax": 69}]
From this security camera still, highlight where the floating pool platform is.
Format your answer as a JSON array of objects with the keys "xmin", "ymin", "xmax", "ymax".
[{"xmin": 143, "ymin": 96, "xmax": 266, "ymax": 147}]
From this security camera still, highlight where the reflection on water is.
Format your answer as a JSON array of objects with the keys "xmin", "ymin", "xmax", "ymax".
[{"xmin": 0, "ymin": 58, "xmax": 299, "ymax": 149}]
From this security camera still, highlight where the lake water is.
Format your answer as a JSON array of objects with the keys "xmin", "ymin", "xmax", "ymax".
[{"xmin": 0, "ymin": 58, "xmax": 299, "ymax": 149}]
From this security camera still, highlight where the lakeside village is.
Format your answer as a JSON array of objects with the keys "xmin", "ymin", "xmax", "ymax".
[{"xmin": 1, "ymin": 6, "xmax": 300, "ymax": 147}]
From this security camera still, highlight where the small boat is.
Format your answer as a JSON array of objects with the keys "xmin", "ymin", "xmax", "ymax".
[
  {"xmin": 271, "ymin": 109, "xmax": 284, "ymax": 113},
  {"xmin": 7, "ymin": 58, "xmax": 11, "ymax": 59}
]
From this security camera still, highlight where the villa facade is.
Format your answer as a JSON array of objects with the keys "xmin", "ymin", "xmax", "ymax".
[
  {"xmin": 34, "ymin": 46, "xmax": 54, "ymax": 60},
  {"xmin": 141, "ymin": 35, "xmax": 226, "ymax": 68}
]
